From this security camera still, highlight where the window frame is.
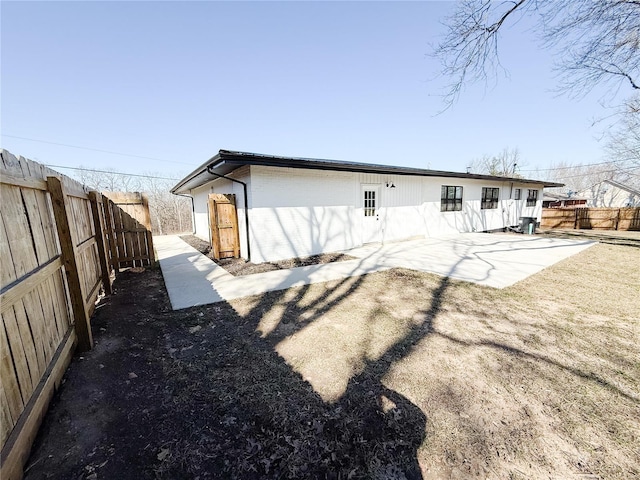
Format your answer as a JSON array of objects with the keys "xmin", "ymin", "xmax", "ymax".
[
  {"xmin": 363, "ymin": 189, "xmax": 376, "ymax": 217},
  {"xmin": 440, "ymin": 185, "xmax": 463, "ymax": 212},
  {"xmin": 481, "ymin": 187, "xmax": 500, "ymax": 210},
  {"xmin": 514, "ymin": 188, "xmax": 521, "ymax": 200},
  {"xmin": 526, "ymin": 189, "xmax": 538, "ymax": 207}
]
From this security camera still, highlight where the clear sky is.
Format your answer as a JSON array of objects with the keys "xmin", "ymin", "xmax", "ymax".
[{"xmin": 1, "ymin": 1, "xmax": 624, "ymax": 182}]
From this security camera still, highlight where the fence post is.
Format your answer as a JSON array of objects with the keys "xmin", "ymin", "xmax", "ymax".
[
  {"xmin": 102, "ymin": 197, "xmax": 120, "ymax": 275},
  {"xmin": 47, "ymin": 176, "xmax": 93, "ymax": 351},
  {"xmin": 88, "ymin": 191, "xmax": 112, "ymax": 295},
  {"xmin": 141, "ymin": 194, "xmax": 155, "ymax": 263}
]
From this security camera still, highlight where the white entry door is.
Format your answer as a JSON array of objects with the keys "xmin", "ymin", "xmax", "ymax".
[{"xmin": 362, "ymin": 184, "xmax": 382, "ymax": 243}]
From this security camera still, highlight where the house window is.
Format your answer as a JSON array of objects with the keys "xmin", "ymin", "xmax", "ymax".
[
  {"xmin": 527, "ymin": 189, "xmax": 538, "ymax": 207},
  {"xmin": 514, "ymin": 188, "xmax": 521, "ymax": 200},
  {"xmin": 441, "ymin": 185, "xmax": 463, "ymax": 211},
  {"xmin": 364, "ymin": 190, "xmax": 376, "ymax": 216},
  {"xmin": 481, "ymin": 187, "xmax": 499, "ymax": 209}
]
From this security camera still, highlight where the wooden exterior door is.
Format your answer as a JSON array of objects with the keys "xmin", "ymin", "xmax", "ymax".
[{"xmin": 208, "ymin": 193, "xmax": 240, "ymax": 259}]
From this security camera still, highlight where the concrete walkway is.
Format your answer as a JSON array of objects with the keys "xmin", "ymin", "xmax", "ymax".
[
  {"xmin": 154, "ymin": 235, "xmax": 391, "ymax": 310},
  {"xmin": 154, "ymin": 234, "xmax": 595, "ymax": 310}
]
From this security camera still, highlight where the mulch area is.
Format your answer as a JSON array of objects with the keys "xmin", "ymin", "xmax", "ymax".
[
  {"xmin": 24, "ymin": 266, "xmax": 424, "ymax": 479},
  {"xmin": 179, "ymin": 234, "xmax": 357, "ymax": 276}
]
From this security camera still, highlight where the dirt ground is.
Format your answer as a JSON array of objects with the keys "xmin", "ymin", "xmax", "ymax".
[
  {"xmin": 179, "ymin": 234, "xmax": 356, "ymax": 276},
  {"xmin": 23, "ymin": 242, "xmax": 639, "ymax": 480}
]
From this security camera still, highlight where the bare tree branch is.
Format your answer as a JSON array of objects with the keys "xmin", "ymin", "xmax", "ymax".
[
  {"xmin": 434, "ymin": 0, "xmax": 640, "ymax": 183},
  {"xmin": 468, "ymin": 147, "xmax": 525, "ymax": 177},
  {"xmin": 434, "ymin": 0, "xmax": 640, "ymax": 106},
  {"xmin": 605, "ymin": 94, "xmax": 640, "ymax": 188},
  {"xmin": 433, "ymin": 0, "xmax": 531, "ymax": 106},
  {"xmin": 75, "ymin": 168, "xmax": 192, "ymax": 234}
]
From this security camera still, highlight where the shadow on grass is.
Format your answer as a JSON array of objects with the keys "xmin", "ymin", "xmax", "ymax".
[
  {"xmin": 25, "ymin": 246, "xmax": 638, "ymax": 479},
  {"xmin": 23, "ymin": 267, "xmax": 449, "ymax": 479},
  {"xmin": 433, "ymin": 330, "xmax": 639, "ymax": 404},
  {"xmin": 152, "ymin": 269, "xmax": 448, "ymax": 478}
]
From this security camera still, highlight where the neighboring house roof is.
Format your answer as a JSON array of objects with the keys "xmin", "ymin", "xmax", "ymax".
[
  {"xmin": 602, "ymin": 179, "xmax": 640, "ymax": 197},
  {"xmin": 542, "ymin": 192, "xmax": 587, "ymax": 201},
  {"xmin": 171, "ymin": 149, "xmax": 563, "ymax": 194}
]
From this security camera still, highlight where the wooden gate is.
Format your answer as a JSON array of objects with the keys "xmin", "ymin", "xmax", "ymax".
[
  {"xmin": 575, "ymin": 208, "xmax": 590, "ymax": 229},
  {"xmin": 208, "ymin": 194, "xmax": 240, "ymax": 260},
  {"xmin": 102, "ymin": 192, "xmax": 155, "ymax": 269},
  {"xmin": 627, "ymin": 208, "xmax": 640, "ymax": 231}
]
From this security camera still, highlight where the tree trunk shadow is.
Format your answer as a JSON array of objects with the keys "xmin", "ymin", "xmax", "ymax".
[{"xmin": 152, "ymin": 269, "xmax": 455, "ymax": 478}]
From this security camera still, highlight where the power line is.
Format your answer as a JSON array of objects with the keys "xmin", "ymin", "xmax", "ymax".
[
  {"xmin": 544, "ymin": 170, "xmax": 617, "ymax": 181},
  {"xmin": 518, "ymin": 159, "xmax": 626, "ymax": 173},
  {"xmin": 2, "ymin": 134, "xmax": 196, "ymax": 167},
  {"xmin": 45, "ymin": 164, "xmax": 181, "ymax": 181}
]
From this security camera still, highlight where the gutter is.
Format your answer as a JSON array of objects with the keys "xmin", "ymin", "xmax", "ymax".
[
  {"xmin": 206, "ymin": 165, "xmax": 251, "ymax": 262},
  {"xmin": 171, "ymin": 150, "xmax": 564, "ymax": 194}
]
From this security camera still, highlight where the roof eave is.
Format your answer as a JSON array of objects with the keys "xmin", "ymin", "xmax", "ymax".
[
  {"xmin": 170, "ymin": 149, "xmax": 563, "ymax": 193},
  {"xmin": 170, "ymin": 153, "xmax": 223, "ymax": 195}
]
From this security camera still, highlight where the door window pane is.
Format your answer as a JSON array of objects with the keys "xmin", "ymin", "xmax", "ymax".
[{"xmin": 364, "ymin": 190, "xmax": 376, "ymax": 216}]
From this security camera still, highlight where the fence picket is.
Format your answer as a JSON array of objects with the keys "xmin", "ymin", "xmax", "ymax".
[
  {"xmin": 47, "ymin": 176, "xmax": 93, "ymax": 352},
  {"xmin": 1, "ymin": 151, "xmax": 155, "ymax": 479},
  {"xmin": 542, "ymin": 207, "xmax": 640, "ymax": 231}
]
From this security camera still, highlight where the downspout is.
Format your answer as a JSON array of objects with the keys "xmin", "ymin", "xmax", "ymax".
[
  {"xmin": 508, "ymin": 182, "xmax": 514, "ymax": 228},
  {"xmin": 175, "ymin": 193, "xmax": 195, "ymax": 234},
  {"xmin": 206, "ymin": 166, "xmax": 251, "ymax": 261}
]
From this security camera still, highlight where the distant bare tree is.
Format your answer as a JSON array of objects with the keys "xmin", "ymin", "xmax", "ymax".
[
  {"xmin": 74, "ymin": 168, "xmax": 192, "ymax": 235},
  {"xmin": 434, "ymin": 1, "xmax": 640, "ymax": 107},
  {"xmin": 605, "ymin": 95, "xmax": 640, "ymax": 188},
  {"xmin": 141, "ymin": 173, "xmax": 193, "ymax": 236},
  {"xmin": 542, "ymin": 161, "xmax": 618, "ymax": 196},
  {"xmin": 468, "ymin": 147, "xmax": 524, "ymax": 177},
  {"xmin": 75, "ymin": 165, "xmax": 142, "ymax": 192}
]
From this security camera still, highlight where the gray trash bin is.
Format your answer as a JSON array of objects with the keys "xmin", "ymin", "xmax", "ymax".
[{"xmin": 519, "ymin": 217, "xmax": 537, "ymax": 235}]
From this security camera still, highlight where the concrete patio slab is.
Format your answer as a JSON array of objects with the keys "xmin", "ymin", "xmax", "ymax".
[
  {"xmin": 342, "ymin": 233, "xmax": 596, "ymax": 289},
  {"xmin": 154, "ymin": 233, "xmax": 596, "ymax": 310}
]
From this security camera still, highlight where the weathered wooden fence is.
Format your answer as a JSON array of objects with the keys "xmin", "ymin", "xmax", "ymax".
[
  {"xmin": 541, "ymin": 207, "xmax": 640, "ymax": 231},
  {"xmin": 0, "ymin": 150, "xmax": 155, "ymax": 480},
  {"xmin": 103, "ymin": 192, "xmax": 155, "ymax": 269}
]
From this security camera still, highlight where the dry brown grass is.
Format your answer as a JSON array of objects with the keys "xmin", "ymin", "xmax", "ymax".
[
  {"xmin": 25, "ymin": 242, "xmax": 639, "ymax": 480},
  {"xmin": 230, "ymin": 243, "xmax": 639, "ymax": 479}
]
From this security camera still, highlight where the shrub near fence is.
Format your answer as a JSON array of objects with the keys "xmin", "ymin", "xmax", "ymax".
[
  {"xmin": 0, "ymin": 150, "xmax": 154, "ymax": 480},
  {"xmin": 541, "ymin": 207, "xmax": 640, "ymax": 231}
]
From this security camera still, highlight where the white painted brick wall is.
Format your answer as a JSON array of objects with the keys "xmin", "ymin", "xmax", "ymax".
[
  {"xmin": 190, "ymin": 165, "xmax": 545, "ymax": 263},
  {"xmin": 422, "ymin": 180, "xmax": 542, "ymax": 235},
  {"xmin": 248, "ymin": 166, "xmax": 358, "ymax": 263}
]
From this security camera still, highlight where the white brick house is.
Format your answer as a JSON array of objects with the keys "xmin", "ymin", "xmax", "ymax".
[{"xmin": 171, "ymin": 150, "xmax": 561, "ymax": 263}]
